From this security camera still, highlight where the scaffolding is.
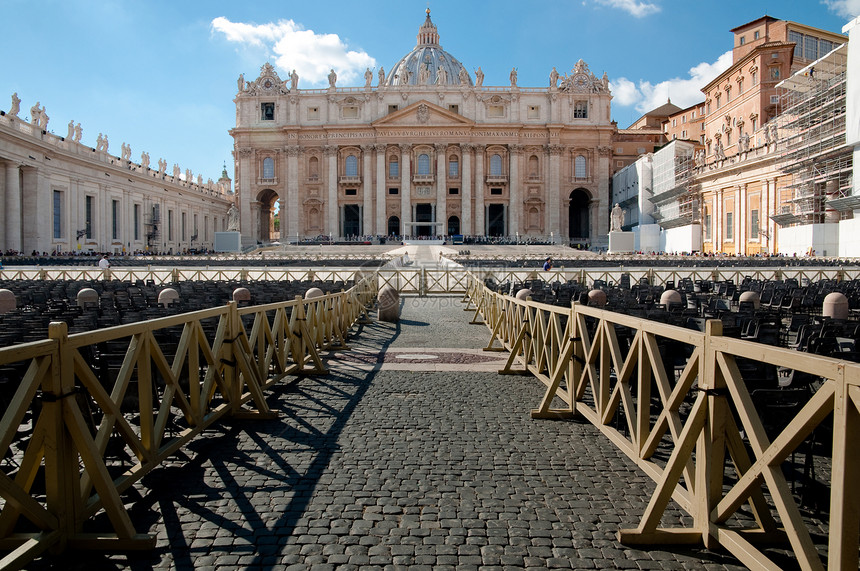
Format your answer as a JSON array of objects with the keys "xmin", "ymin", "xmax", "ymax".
[
  {"xmin": 773, "ymin": 43, "xmax": 853, "ymax": 227},
  {"xmin": 650, "ymin": 140, "xmax": 700, "ymax": 229}
]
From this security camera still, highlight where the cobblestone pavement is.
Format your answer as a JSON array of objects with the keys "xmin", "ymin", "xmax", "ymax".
[{"xmin": 43, "ymin": 296, "xmax": 750, "ymax": 570}]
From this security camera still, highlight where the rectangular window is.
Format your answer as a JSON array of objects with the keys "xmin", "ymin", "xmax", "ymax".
[
  {"xmin": 53, "ymin": 190, "xmax": 63, "ymax": 239},
  {"xmin": 682, "ymin": 115, "xmax": 686, "ymax": 123},
  {"xmin": 388, "ymin": 104, "xmax": 399, "ymax": 114},
  {"xmin": 448, "ymin": 187, "xmax": 459, "ymax": 195},
  {"xmin": 715, "ymin": 94, "xmax": 721, "ymax": 109},
  {"xmin": 770, "ymin": 95, "xmax": 779, "ymax": 104},
  {"xmin": 307, "ymin": 106, "xmax": 319, "ymax": 120},
  {"xmin": 725, "ymin": 211, "xmax": 734, "ymax": 240},
  {"xmin": 342, "ymin": 106, "xmax": 358, "ymax": 119},
  {"xmin": 388, "ymin": 187, "xmax": 399, "ymax": 195},
  {"xmin": 261, "ymin": 102, "xmax": 275, "ymax": 121},
  {"xmin": 112, "ymin": 200, "xmax": 119, "ymax": 240},
  {"xmin": 804, "ymin": 36, "xmax": 818, "ymax": 60},
  {"xmin": 751, "ymin": 117, "xmax": 757, "ymax": 131},
  {"xmin": 204, "ymin": 216, "xmax": 209, "ymax": 241},
  {"xmin": 527, "ymin": 105, "xmax": 539, "ymax": 119},
  {"xmin": 345, "ymin": 188, "xmax": 357, "ymax": 196},
  {"xmin": 168, "ymin": 210, "xmax": 174, "ymax": 241},
  {"xmin": 574, "ymin": 101, "xmax": 588, "ymax": 119},
  {"xmin": 388, "ymin": 160, "xmax": 399, "ymax": 178},
  {"xmin": 754, "ymin": 30, "xmax": 760, "ymax": 40},
  {"xmin": 448, "ymin": 159, "xmax": 459, "ymax": 177},
  {"xmin": 181, "ymin": 212, "xmax": 186, "ymax": 241},
  {"xmin": 85, "ymin": 195, "xmax": 94, "ymax": 239},
  {"xmin": 681, "ymin": 130, "xmax": 687, "ymax": 139},
  {"xmin": 134, "ymin": 204, "xmax": 140, "ymax": 240},
  {"xmin": 750, "ymin": 208, "xmax": 760, "ymax": 238},
  {"xmin": 672, "ymin": 118, "xmax": 677, "ymax": 127},
  {"xmin": 490, "ymin": 188, "xmax": 503, "ymax": 195},
  {"xmin": 448, "ymin": 104, "xmax": 459, "ymax": 114},
  {"xmin": 739, "ymin": 36, "xmax": 746, "ymax": 46}
]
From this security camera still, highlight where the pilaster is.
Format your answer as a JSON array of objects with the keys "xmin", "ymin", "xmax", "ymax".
[
  {"xmin": 324, "ymin": 145, "xmax": 338, "ymax": 237},
  {"xmin": 435, "ymin": 143, "xmax": 447, "ymax": 236},
  {"xmin": 399, "ymin": 144, "xmax": 412, "ymax": 236},
  {"xmin": 362, "ymin": 145, "xmax": 374, "ymax": 236},
  {"xmin": 461, "ymin": 144, "xmax": 472, "ymax": 235},
  {"xmin": 375, "ymin": 144, "xmax": 387, "ymax": 235},
  {"xmin": 474, "ymin": 144, "xmax": 486, "ymax": 236},
  {"xmin": 509, "ymin": 144, "xmax": 521, "ymax": 236}
]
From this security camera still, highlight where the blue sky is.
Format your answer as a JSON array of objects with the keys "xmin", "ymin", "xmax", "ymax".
[{"xmin": 2, "ymin": 0, "xmax": 856, "ymax": 186}]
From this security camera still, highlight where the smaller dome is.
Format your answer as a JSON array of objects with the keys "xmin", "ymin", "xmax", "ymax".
[{"xmin": 385, "ymin": 9, "xmax": 472, "ymax": 87}]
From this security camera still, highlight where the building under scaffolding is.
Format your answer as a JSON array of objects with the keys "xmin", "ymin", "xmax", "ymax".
[{"xmin": 773, "ymin": 43, "xmax": 853, "ymax": 228}]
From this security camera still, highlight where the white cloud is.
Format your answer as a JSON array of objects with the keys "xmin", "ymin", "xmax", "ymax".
[
  {"xmin": 211, "ymin": 17, "xmax": 376, "ymax": 87},
  {"xmin": 611, "ymin": 50, "xmax": 732, "ymax": 116},
  {"xmin": 594, "ymin": 0, "xmax": 661, "ymax": 18},
  {"xmin": 821, "ymin": 0, "xmax": 860, "ymax": 19}
]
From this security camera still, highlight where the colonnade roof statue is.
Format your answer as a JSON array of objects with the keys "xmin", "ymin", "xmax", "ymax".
[{"xmin": 385, "ymin": 8, "xmax": 473, "ymax": 87}]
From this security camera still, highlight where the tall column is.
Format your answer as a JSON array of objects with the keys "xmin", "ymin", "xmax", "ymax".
[
  {"xmin": 508, "ymin": 144, "xmax": 521, "ymax": 237},
  {"xmin": 22, "ymin": 167, "xmax": 41, "ymax": 253},
  {"xmin": 548, "ymin": 144, "xmax": 564, "ymax": 240},
  {"xmin": 236, "ymin": 147, "xmax": 253, "ymax": 243},
  {"xmin": 286, "ymin": 145, "xmax": 300, "ymax": 238},
  {"xmin": 4, "ymin": 162, "xmax": 21, "ymax": 252},
  {"xmin": 461, "ymin": 144, "xmax": 472, "ymax": 235},
  {"xmin": 362, "ymin": 145, "xmax": 373, "ymax": 237},
  {"xmin": 738, "ymin": 183, "xmax": 746, "ymax": 254},
  {"xmin": 597, "ymin": 146, "xmax": 611, "ymax": 239},
  {"xmin": 474, "ymin": 144, "xmax": 485, "ymax": 236},
  {"xmin": 324, "ymin": 145, "xmax": 338, "ymax": 238},
  {"xmin": 435, "ymin": 143, "xmax": 447, "ymax": 236},
  {"xmin": 375, "ymin": 144, "xmax": 387, "ymax": 235},
  {"xmin": 399, "ymin": 144, "xmax": 411, "ymax": 237}
]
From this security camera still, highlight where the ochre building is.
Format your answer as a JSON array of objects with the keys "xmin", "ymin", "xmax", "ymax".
[{"xmin": 230, "ymin": 10, "xmax": 614, "ymax": 247}]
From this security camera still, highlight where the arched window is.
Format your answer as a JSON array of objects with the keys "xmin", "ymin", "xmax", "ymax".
[
  {"xmin": 417, "ymin": 153, "xmax": 431, "ymax": 175},
  {"xmin": 388, "ymin": 156, "xmax": 399, "ymax": 178},
  {"xmin": 575, "ymin": 155, "xmax": 587, "ymax": 179},
  {"xmin": 448, "ymin": 156, "xmax": 459, "ymax": 177},
  {"xmin": 528, "ymin": 155, "xmax": 539, "ymax": 177},
  {"xmin": 308, "ymin": 156, "xmax": 319, "ymax": 178},
  {"xmin": 489, "ymin": 154, "xmax": 503, "ymax": 176},
  {"xmin": 262, "ymin": 157, "xmax": 274, "ymax": 179},
  {"xmin": 345, "ymin": 155, "xmax": 358, "ymax": 176}
]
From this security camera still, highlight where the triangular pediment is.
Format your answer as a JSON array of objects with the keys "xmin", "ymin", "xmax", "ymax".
[{"xmin": 372, "ymin": 100, "xmax": 474, "ymax": 128}]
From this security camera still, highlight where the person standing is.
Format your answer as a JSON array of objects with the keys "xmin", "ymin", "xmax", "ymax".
[
  {"xmin": 98, "ymin": 255, "xmax": 110, "ymax": 269},
  {"xmin": 543, "ymin": 257, "xmax": 553, "ymax": 271}
]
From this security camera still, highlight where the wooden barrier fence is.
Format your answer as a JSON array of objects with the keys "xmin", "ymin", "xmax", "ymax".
[
  {"xmin": 0, "ymin": 276, "xmax": 376, "ymax": 569},
  {"xmin": 465, "ymin": 274, "xmax": 859, "ymax": 571}
]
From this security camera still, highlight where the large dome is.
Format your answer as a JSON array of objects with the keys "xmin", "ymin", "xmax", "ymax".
[{"xmin": 385, "ymin": 9, "xmax": 472, "ymax": 87}]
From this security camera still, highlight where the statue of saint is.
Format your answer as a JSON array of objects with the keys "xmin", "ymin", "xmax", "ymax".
[
  {"xmin": 30, "ymin": 102, "xmax": 41, "ymax": 124},
  {"xmin": 237, "ymin": 73, "xmax": 244, "ymax": 92},
  {"xmin": 101, "ymin": 134, "xmax": 108, "ymax": 153},
  {"xmin": 290, "ymin": 69, "xmax": 299, "ymax": 91},
  {"xmin": 227, "ymin": 203, "xmax": 240, "ymax": 232},
  {"xmin": 475, "ymin": 67, "xmax": 484, "ymax": 87},
  {"xmin": 173, "ymin": 164, "xmax": 181, "ymax": 178},
  {"xmin": 550, "ymin": 67, "xmax": 559, "ymax": 89},
  {"xmin": 436, "ymin": 65, "xmax": 448, "ymax": 85},
  {"xmin": 9, "ymin": 92, "xmax": 20, "ymax": 117},
  {"xmin": 364, "ymin": 67, "xmax": 373, "ymax": 88},
  {"xmin": 197, "ymin": 174, "xmax": 203, "ymax": 185},
  {"xmin": 38, "ymin": 108, "xmax": 49, "ymax": 130},
  {"xmin": 328, "ymin": 68, "xmax": 337, "ymax": 88},
  {"xmin": 67, "ymin": 120, "xmax": 75, "ymax": 140},
  {"xmin": 378, "ymin": 66, "xmax": 385, "ymax": 86},
  {"xmin": 73, "ymin": 123, "xmax": 82, "ymax": 142},
  {"xmin": 96, "ymin": 133, "xmax": 104, "ymax": 151},
  {"xmin": 185, "ymin": 168, "xmax": 192, "ymax": 182},
  {"xmin": 611, "ymin": 203, "xmax": 625, "ymax": 232},
  {"xmin": 418, "ymin": 63, "xmax": 430, "ymax": 85},
  {"xmin": 141, "ymin": 151, "xmax": 150, "ymax": 169},
  {"xmin": 510, "ymin": 67, "xmax": 518, "ymax": 87},
  {"xmin": 458, "ymin": 67, "xmax": 469, "ymax": 85}
]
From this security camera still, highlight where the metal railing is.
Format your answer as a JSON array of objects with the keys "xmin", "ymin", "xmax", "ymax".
[
  {"xmin": 0, "ymin": 276, "xmax": 376, "ymax": 568},
  {"xmin": 465, "ymin": 273, "xmax": 859, "ymax": 571}
]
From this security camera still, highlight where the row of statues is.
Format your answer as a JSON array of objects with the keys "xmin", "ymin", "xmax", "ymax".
[
  {"xmin": 238, "ymin": 64, "xmax": 595, "ymax": 91},
  {"xmin": 8, "ymin": 93, "xmax": 220, "ymax": 191}
]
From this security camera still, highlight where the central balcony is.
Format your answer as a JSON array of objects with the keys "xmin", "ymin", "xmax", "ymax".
[
  {"xmin": 339, "ymin": 175, "xmax": 361, "ymax": 184},
  {"xmin": 485, "ymin": 174, "xmax": 508, "ymax": 184},
  {"xmin": 412, "ymin": 174, "xmax": 435, "ymax": 184}
]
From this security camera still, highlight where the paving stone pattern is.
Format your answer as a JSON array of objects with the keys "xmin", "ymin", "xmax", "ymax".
[{"xmin": 44, "ymin": 296, "xmax": 749, "ymax": 570}]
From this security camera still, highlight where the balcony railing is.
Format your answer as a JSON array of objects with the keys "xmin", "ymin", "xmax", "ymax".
[
  {"xmin": 339, "ymin": 175, "xmax": 361, "ymax": 184},
  {"xmin": 257, "ymin": 177, "xmax": 278, "ymax": 186},
  {"xmin": 485, "ymin": 174, "xmax": 508, "ymax": 184},
  {"xmin": 412, "ymin": 174, "xmax": 435, "ymax": 183}
]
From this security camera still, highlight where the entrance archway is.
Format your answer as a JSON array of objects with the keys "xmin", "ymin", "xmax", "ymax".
[
  {"xmin": 447, "ymin": 216, "xmax": 460, "ymax": 235},
  {"xmin": 568, "ymin": 188, "xmax": 591, "ymax": 242},
  {"xmin": 256, "ymin": 188, "xmax": 279, "ymax": 243},
  {"xmin": 487, "ymin": 204, "xmax": 505, "ymax": 237},
  {"xmin": 387, "ymin": 216, "xmax": 400, "ymax": 236},
  {"xmin": 343, "ymin": 205, "xmax": 360, "ymax": 237},
  {"xmin": 415, "ymin": 204, "xmax": 433, "ymax": 237}
]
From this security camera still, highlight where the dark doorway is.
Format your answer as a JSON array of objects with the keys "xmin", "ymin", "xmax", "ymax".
[
  {"xmin": 343, "ymin": 205, "xmax": 360, "ymax": 237},
  {"xmin": 416, "ymin": 203, "xmax": 433, "ymax": 237},
  {"xmin": 569, "ymin": 188, "xmax": 590, "ymax": 240},
  {"xmin": 487, "ymin": 204, "xmax": 505, "ymax": 236},
  {"xmin": 447, "ymin": 216, "xmax": 460, "ymax": 235},
  {"xmin": 387, "ymin": 216, "xmax": 400, "ymax": 236}
]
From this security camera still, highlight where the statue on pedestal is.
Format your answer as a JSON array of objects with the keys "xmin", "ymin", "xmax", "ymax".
[
  {"xmin": 378, "ymin": 66, "xmax": 385, "ymax": 87},
  {"xmin": 475, "ymin": 67, "xmax": 484, "ymax": 87},
  {"xmin": 510, "ymin": 67, "xmax": 518, "ymax": 87},
  {"xmin": 291, "ymin": 69, "xmax": 299, "ymax": 91},
  {"xmin": 29, "ymin": 102, "xmax": 41, "ymax": 124},
  {"xmin": 9, "ymin": 93, "xmax": 20, "ymax": 117},
  {"xmin": 227, "ymin": 203, "xmax": 240, "ymax": 231},
  {"xmin": 67, "ymin": 120, "xmax": 75, "ymax": 140},
  {"xmin": 364, "ymin": 67, "xmax": 373, "ymax": 88},
  {"xmin": 328, "ymin": 68, "xmax": 337, "ymax": 88},
  {"xmin": 611, "ymin": 203, "xmax": 625, "ymax": 232},
  {"xmin": 141, "ymin": 151, "xmax": 150, "ymax": 169},
  {"xmin": 550, "ymin": 67, "xmax": 559, "ymax": 89},
  {"xmin": 73, "ymin": 123, "xmax": 82, "ymax": 142}
]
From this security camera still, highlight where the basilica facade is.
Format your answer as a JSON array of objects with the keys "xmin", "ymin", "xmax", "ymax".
[{"xmin": 230, "ymin": 10, "xmax": 614, "ymax": 246}]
